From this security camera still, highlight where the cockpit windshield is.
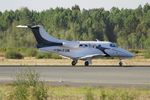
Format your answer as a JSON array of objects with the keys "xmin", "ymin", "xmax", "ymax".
[{"xmin": 110, "ymin": 43, "xmax": 118, "ymax": 47}]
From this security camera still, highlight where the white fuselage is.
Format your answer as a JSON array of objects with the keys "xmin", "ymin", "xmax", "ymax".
[
  {"xmin": 17, "ymin": 25, "xmax": 134, "ymax": 66},
  {"xmin": 39, "ymin": 41, "xmax": 134, "ymax": 60}
]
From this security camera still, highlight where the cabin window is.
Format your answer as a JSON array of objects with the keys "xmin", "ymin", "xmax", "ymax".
[
  {"xmin": 96, "ymin": 45, "xmax": 101, "ymax": 49},
  {"xmin": 84, "ymin": 44, "xmax": 88, "ymax": 47},
  {"xmin": 92, "ymin": 45, "xmax": 96, "ymax": 48},
  {"xmin": 96, "ymin": 45, "xmax": 101, "ymax": 48},
  {"xmin": 79, "ymin": 44, "xmax": 83, "ymax": 47},
  {"xmin": 98, "ymin": 45, "xmax": 101, "ymax": 47},
  {"xmin": 110, "ymin": 43, "xmax": 117, "ymax": 47},
  {"xmin": 79, "ymin": 44, "xmax": 88, "ymax": 47}
]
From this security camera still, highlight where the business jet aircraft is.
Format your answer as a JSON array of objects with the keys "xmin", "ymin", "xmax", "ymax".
[{"xmin": 17, "ymin": 25, "xmax": 134, "ymax": 66}]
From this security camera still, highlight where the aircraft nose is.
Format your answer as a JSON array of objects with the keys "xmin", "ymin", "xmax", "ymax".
[
  {"xmin": 118, "ymin": 48, "xmax": 134, "ymax": 58},
  {"xmin": 127, "ymin": 52, "xmax": 134, "ymax": 58}
]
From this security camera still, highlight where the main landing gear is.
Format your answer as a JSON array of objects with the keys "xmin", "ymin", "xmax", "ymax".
[
  {"xmin": 71, "ymin": 60, "xmax": 90, "ymax": 66},
  {"xmin": 84, "ymin": 61, "xmax": 89, "ymax": 66},
  {"xmin": 71, "ymin": 60, "xmax": 77, "ymax": 66}
]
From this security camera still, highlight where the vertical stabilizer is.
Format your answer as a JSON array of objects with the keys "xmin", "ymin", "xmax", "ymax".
[{"xmin": 17, "ymin": 25, "xmax": 63, "ymax": 47}]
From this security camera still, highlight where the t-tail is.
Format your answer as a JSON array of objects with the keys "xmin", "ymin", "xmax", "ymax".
[{"xmin": 16, "ymin": 25, "xmax": 63, "ymax": 48}]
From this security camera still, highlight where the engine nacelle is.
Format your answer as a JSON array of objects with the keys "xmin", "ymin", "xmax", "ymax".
[{"xmin": 63, "ymin": 42, "xmax": 79, "ymax": 48}]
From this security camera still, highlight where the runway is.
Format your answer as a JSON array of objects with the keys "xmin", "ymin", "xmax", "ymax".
[{"xmin": 0, "ymin": 66, "xmax": 150, "ymax": 87}]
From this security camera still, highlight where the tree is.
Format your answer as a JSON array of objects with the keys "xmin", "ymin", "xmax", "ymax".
[{"xmin": 0, "ymin": 4, "xmax": 150, "ymax": 49}]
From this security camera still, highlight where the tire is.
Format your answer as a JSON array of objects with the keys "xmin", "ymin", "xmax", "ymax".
[
  {"xmin": 72, "ymin": 60, "xmax": 77, "ymax": 66},
  {"xmin": 119, "ymin": 62, "xmax": 123, "ymax": 67},
  {"xmin": 84, "ymin": 61, "xmax": 89, "ymax": 66}
]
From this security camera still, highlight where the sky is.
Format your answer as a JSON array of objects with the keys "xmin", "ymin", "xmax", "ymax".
[{"xmin": 0, "ymin": 0, "xmax": 150, "ymax": 12}]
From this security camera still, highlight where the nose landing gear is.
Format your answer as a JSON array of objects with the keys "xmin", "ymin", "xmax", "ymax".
[
  {"xmin": 119, "ymin": 61, "xmax": 123, "ymax": 66},
  {"xmin": 119, "ymin": 59, "xmax": 123, "ymax": 66}
]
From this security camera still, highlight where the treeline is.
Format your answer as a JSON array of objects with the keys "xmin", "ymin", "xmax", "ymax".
[{"xmin": 0, "ymin": 4, "xmax": 150, "ymax": 49}]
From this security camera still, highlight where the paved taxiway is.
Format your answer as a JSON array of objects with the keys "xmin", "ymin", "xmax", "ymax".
[{"xmin": 0, "ymin": 66, "xmax": 150, "ymax": 87}]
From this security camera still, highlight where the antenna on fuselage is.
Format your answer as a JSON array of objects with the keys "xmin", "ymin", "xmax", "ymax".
[{"xmin": 96, "ymin": 39, "xmax": 99, "ymax": 41}]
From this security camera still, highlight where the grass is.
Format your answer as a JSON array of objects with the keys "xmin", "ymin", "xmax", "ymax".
[
  {"xmin": 144, "ymin": 49, "xmax": 150, "ymax": 59},
  {"xmin": 0, "ymin": 85, "xmax": 150, "ymax": 100},
  {"xmin": 5, "ymin": 50, "xmax": 23, "ymax": 59},
  {"xmin": 0, "ymin": 68, "xmax": 150, "ymax": 100},
  {"xmin": 0, "ymin": 57, "xmax": 150, "ymax": 66}
]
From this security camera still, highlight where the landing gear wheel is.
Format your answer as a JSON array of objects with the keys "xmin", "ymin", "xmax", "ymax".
[
  {"xmin": 72, "ymin": 60, "xmax": 77, "ymax": 66},
  {"xmin": 119, "ymin": 61, "xmax": 123, "ymax": 67},
  {"xmin": 84, "ymin": 61, "xmax": 89, "ymax": 66}
]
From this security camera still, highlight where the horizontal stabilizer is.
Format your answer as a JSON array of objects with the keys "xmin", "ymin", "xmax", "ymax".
[
  {"xmin": 59, "ymin": 55, "xmax": 71, "ymax": 59},
  {"xmin": 16, "ymin": 25, "xmax": 28, "ymax": 28}
]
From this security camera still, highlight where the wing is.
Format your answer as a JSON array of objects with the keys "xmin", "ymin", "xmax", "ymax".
[
  {"xmin": 80, "ymin": 53, "xmax": 105, "ymax": 59},
  {"xmin": 59, "ymin": 55, "xmax": 71, "ymax": 59}
]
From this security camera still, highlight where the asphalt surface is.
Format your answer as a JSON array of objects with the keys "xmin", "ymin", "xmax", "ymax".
[{"xmin": 0, "ymin": 66, "xmax": 150, "ymax": 87}]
